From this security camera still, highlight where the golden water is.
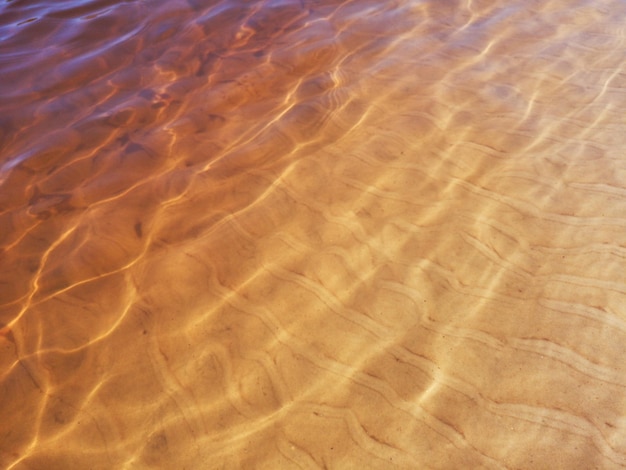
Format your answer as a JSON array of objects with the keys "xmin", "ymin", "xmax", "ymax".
[{"xmin": 1, "ymin": 0, "xmax": 626, "ymax": 468}]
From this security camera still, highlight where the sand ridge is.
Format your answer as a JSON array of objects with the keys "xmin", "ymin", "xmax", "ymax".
[{"xmin": 1, "ymin": 0, "xmax": 626, "ymax": 468}]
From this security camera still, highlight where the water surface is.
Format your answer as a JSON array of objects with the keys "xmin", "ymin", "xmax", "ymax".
[{"xmin": 1, "ymin": 0, "xmax": 626, "ymax": 468}]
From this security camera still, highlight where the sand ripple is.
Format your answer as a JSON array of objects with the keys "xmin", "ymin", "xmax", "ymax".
[{"xmin": 1, "ymin": 0, "xmax": 626, "ymax": 468}]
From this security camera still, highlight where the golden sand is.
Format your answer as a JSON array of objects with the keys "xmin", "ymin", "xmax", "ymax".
[{"xmin": 1, "ymin": 0, "xmax": 626, "ymax": 468}]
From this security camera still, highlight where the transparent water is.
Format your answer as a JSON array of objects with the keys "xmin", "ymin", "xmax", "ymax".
[{"xmin": 1, "ymin": 0, "xmax": 626, "ymax": 468}]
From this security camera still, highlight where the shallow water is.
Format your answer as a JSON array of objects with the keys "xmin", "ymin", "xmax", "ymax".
[{"xmin": 1, "ymin": 0, "xmax": 626, "ymax": 468}]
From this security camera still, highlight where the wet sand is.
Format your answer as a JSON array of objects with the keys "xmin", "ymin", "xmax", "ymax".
[{"xmin": 1, "ymin": 0, "xmax": 626, "ymax": 468}]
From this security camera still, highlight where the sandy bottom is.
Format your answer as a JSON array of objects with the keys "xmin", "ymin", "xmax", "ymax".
[{"xmin": 1, "ymin": 0, "xmax": 626, "ymax": 468}]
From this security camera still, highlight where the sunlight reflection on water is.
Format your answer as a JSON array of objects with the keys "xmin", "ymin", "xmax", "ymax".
[{"xmin": 1, "ymin": 0, "xmax": 626, "ymax": 468}]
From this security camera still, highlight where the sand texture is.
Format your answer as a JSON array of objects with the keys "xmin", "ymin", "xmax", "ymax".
[{"xmin": 1, "ymin": 0, "xmax": 626, "ymax": 468}]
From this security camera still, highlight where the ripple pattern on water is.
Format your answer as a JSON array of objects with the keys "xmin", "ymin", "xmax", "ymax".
[{"xmin": 1, "ymin": 0, "xmax": 626, "ymax": 468}]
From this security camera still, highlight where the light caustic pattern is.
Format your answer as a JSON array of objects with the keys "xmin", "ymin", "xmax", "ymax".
[{"xmin": 1, "ymin": 0, "xmax": 626, "ymax": 468}]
